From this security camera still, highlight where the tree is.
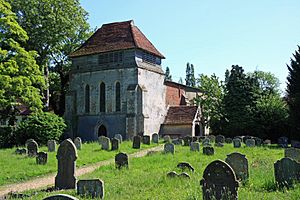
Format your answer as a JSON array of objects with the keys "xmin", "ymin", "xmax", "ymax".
[
  {"xmin": 0, "ymin": 0, "xmax": 45, "ymax": 125},
  {"xmin": 248, "ymin": 70, "xmax": 280, "ymax": 95},
  {"xmin": 286, "ymin": 46, "xmax": 300, "ymax": 138},
  {"xmin": 185, "ymin": 62, "xmax": 196, "ymax": 87},
  {"xmin": 8, "ymin": 0, "xmax": 91, "ymax": 115},
  {"xmin": 165, "ymin": 66, "xmax": 172, "ymax": 81}
]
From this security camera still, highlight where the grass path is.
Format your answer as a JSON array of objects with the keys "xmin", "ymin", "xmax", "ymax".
[{"xmin": 0, "ymin": 145, "xmax": 163, "ymax": 198}]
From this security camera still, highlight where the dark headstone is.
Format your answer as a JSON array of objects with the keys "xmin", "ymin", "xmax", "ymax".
[
  {"xmin": 199, "ymin": 136, "xmax": 206, "ymax": 142},
  {"xmin": 167, "ymin": 171, "xmax": 178, "ymax": 178},
  {"xmin": 215, "ymin": 135, "xmax": 225, "ymax": 143},
  {"xmin": 27, "ymin": 140, "xmax": 38, "ymax": 157},
  {"xmin": 132, "ymin": 136, "xmax": 141, "ymax": 149},
  {"xmin": 177, "ymin": 162, "xmax": 194, "ymax": 172},
  {"xmin": 242, "ymin": 136, "xmax": 252, "ymax": 144},
  {"xmin": 183, "ymin": 136, "xmax": 192, "ymax": 146},
  {"xmin": 225, "ymin": 138, "xmax": 233, "ymax": 144},
  {"xmin": 152, "ymin": 133, "xmax": 159, "ymax": 143},
  {"xmin": 254, "ymin": 137, "xmax": 262, "ymax": 146},
  {"xmin": 233, "ymin": 138, "xmax": 241, "ymax": 148},
  {"xmin": 178, "ymin": 172, "xmax": 191, "ymax": 179},
  {"xmin": 274, "ymin": 157, "xmax": 300, "ymax": 188},
  {"xmin": 77, "ymin": 179, "xmax": 104, "ymax": 199},
  {"xmin": 115, "ymin": 152, "xmax": 128, "ymax": 169},
  {"xmin": 278, "ymin": 136, "xmax": 289, "ymax": 148},
  {"xmin": 202, "ymin": 138, "xmax": 210, "ymax": 146},
  {"xmin": 203, "ymin": 146, "xmax": 214, "ymax": 155},
  {"xmin": 172, "ymin": 138, "xmax": 183, "ymax": 145},
  {"xmin": 111, "ymin": 138, "xmax": 120, "ymax": 151},
  {"xmin": 15, "ymin": 148, "xmax": 27, "ymax": 155},
  {"xmin": 142, "ymin": 135, "xmax": 151, "ymax": 145},
  {"xmin": 36, "ymin": 152, "xmax": 48, "ymax": 165},
  {"xmin": 101, "ymin": 137, "xmax": 110, "ymax": 150},
  {"xmin": 190, "ymin": 142, "xmax": 200, "ymax": 152},
  {"xmin": 245, "ymin": 139, "xmax": 255, "ymax": 147},
  {"xmin": 164, "ymin": 143, "xmax": 175, "ymax": 154},
  {"xmin": 225, "ymin": 152, "xmax": 249, "ymax": 183},
  {"xmin": 163, "ymin": 135, "xmax": 171, "ymax": 143},
  {"xmin": 43, "ymin": 194, "xmax": 79, "ymax": 200},
  {"xmin": 208, "ymin": 135, "xmax": 215, "ymax": 143},
  {"xmin": 192, "ymin": 136, "xmax": 198, "ymax": 142}
]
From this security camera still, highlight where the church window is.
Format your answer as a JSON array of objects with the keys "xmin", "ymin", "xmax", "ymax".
[
  {"xmin": 85, "ymin": 84, "xmax": 90, "ymax": 113},
  {"xmin": 115, "ymin": 82, "xmax": 121, "ymax": 112},
  {"xmin": 100, "ymin": 82, "xmax": 106, "ymax": 112}
]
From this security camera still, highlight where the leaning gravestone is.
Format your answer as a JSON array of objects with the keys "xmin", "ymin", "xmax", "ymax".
[
  {"xmin": 132, "ymin": 136, "xmax": 141, "ymax": 149},
  {"xmin": 225, "ymin": 152, "xmax": 249, "ymax": 183},
  {"xmin": 285, "ymin": 147, "xmax": 300, "ymax": 163},
  {"xmin": 202, "ymin": 138, "xmax": 210, "ymax": 146},
  {"xmin": 152, "ymin": 133, "xmax": 159, "ymax": 143},
  {"xmin": 101, "ymin": 137, "xmax": 110, "ymax": 151},
  {"xmin": 274, "ymin": 157, "xmax": 300, "ymax": 188},
  {"xmin": 27, "ymin": 139, "xmax": 38, "ymax": 157},
  {"xmin": 55, "ymin": 139, "xmax": 78, "ymax": 189},
  {"xmin": 74, "ymin": 137, "xmax": 82, "ymax": 150},
  {"xmin": 115, "ymin": 152, "xmax": 128, "ymax": 169},
  {"xmin": 203, "ymin": 146, "xmax": 214, "ymax": 155},
  {"xmin": 183, "ymin": 136, "xmax": 192, "ymax": 146},
  {"xmin": 163, "ymin": 135, "xmax": 171, "ymax": 143},
  {"xmin": 114, "ymin": 134, "xmax": 123, "ymax": 143},
  {"xmin": 233, "ymin": 138, "xmax": 241, "ymax": 148},
  {"xmin": 77, "ymin": 179, "xmax": 104, "ymax": 199},
  {"xmin": 190, "ymin": 142, "xmax": 200, "ymax": 152},
  {"xmin": 208, "ymin": 135, "xmax": 215, "ymax": 143},
  {"xmin": 291, "ymin": 140, "xmax": 300, "ymax": 149},
  {"xmin": 225, "ymin": 138, "xmax": 233, "ymax": 144},
  {"xmin": 36, "ymin": 152, "xmax": 48, "ymax": 165},
  {"xmin": 47, "ymin": 140, "xmax": 57, "ymax": 152},
  {"xmin": 278, "ymin": 136, "xmax": 289, "ymax": 148},
  {"xmin": 142, "ymin": 135, "xmax": 151, "ymax": 145},
  {"xmin": 200, "ymin": 160, "xmax": 239, "ymax": 200},
  {"xmin": 164, "ymin": 143, "xmax": 175, "ymax": 154},
  {"xmin": 43, "ymin": 194, "xmax": 79, "ymax": 200},
  {"xmin": 215, "ymin": 135, "xmax": 225, "ymax": 144},
  {"xmin": 111, "ymin": 138, "xmax": 120, "ymax": 151},
  {"xmin": 245, "ymin": 139, "xmax": 255, "ymax": 147}
]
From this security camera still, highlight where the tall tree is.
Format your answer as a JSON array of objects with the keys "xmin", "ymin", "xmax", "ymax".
[
  {"xmin": 165, "ymin": 66, "xmax": 172, "ymax": 81},
  {"xmin": 190, "ymin": 64, "xmax": 196, "ymax": 87},
  {"xmin": 185, "ymin": 62, "xmax": 196, "ymax": 87},
  {"xmin": 8, "ymin": 0, "xmax": 91, "ymax": 115},
  {"xmin": 286, "ymin": 46, "xmax": 300, "ymax": 138},
  {"xmin": 0, "ymin": 0, "xmax": 45, "ymax": 125}
]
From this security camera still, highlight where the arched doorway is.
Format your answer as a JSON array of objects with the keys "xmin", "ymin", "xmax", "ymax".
[
  {"xmin": 98, "ymin": 125, "xmax": 107, "ymax": 137},
  {"xmin": 195, "ymin": 124, "xmax": 200, "ymax": 136}
]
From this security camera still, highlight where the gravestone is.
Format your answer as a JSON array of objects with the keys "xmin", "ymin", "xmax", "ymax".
[
  {"xmin": 245, "ymin": 139, "xmax": 255, "ymax": 147},
  {"xmin": 177, "ymin": 162, "xmax": 194, "ymax": 172},
  {"xmin": 101, "ymin": 137, "xmax": 110, "ymax": 150},
  {"xmin": 74, "ymin": 137, "xmax": 82, "ymax": 150},
  {"xmin": 274, "ymin": 157, "xmax": 300, "ymax": 188},
  {"xmin": 115, "ymin": 152, "xmax": 128, "ymax": 169},
  {"xmin": 114, "ymin": 134, "xmax": 123, "ymax": 143},
  {"xmin": 263, "ymin": 139, "xmax": 271, "ymax": 146},
  {"xmin": 278, "ymin": 136, "xmax": 289, "ymax": 148},
  {"xmin": 190, "ymin": 142, "xmax": 200, "ymax": 152},
  {"xmin": 164, "ymin": 143, "xmax": 175, "ymax": 154},
  {"xmin": 132, "ymin": 136, "xmax": 141, "ymax": 149},
  {"xmin": 203, "ymin": 146, "xmax": 214, "ymax": 155},
  {"xmin": 55, "ymin": 139, "xmax": 77, "ymax": 189},
  {"xmin": 202, "ymin": 138, "xmax": 210, "ymax": 146},
  {"xmin": 163, "ymin": 135, "xmax": 171, "ymax": 143},
  {"xmin": 36, "ymin": 152, "xmax": 48, "ymax": 165},
  {"xmin": 225, "ymin": 138, "xmax": 233, "ymax": 144},
  {"xmin": 233, "ymin": 138, "xmax": 241, "ymax": 148},
  {"xmin": 172, "ymin": 138, "xmax": 183, "ymax": 145},
  {"xmin": 254, "ymin": 137, "xmax": 262, "ymax": 146},
  {"xmin": 215, "ymin": 135, "xmax": 225, "ymax": 143},
  {"xmin": 15, "ymin": 148, "xmax": 27, "ymax": 155},
  {"xmin": 152, "ymin": 133, "xmax": 159, "ymax": 143},
  {"xmin": 27, "ymin": 140, "xmax": 38, "ymax": 157},
  {"xmin": 200, "ymin": 160, "xmax": 239, "ymax": 200},
  {"xmin": 285, "ymin": 148, "xmax": 300, "ymax": 163},
  {"xmin": 242, "ymin": 136, "xmax": 252, "ymax": 144},
  {"xmin": 43, "ymin": 194, "xmax": 79, "ymax": 200},
  {"xmin": 208, "ymin": 135, "xmax": 215, "ymax": 143},
  {"xmin": 192, "ymin": 136, "xmax": 198, "ymax": 142},
  {"xmin": 178, "ymin": 172, "xmax": 191, "ymax": 179},
  {"xmin": 183, "ymin": 136, "xmax": 192, "ymax": 146},
  {"xmin": 77, "ymin": 179, "xmax": 104, "ymax": 199},
  {"xmin": 225, "ymin": 152, "xmax": 249, "ymax": 182},
  {"xmin": 214, "ymin": 142, "xmax": 224, "ymax": 147},
  {"xmin": 111, "ymin": 138, "xmax": 120, "ymax": 151},
  {"xmin": 291, "ymin": 140, "xmax": 300, "ymax": 149},
  {"xmin": 98, "ymin": 136, "xmax": 106, "ymax": 145},
  {"xmin": 47, "ymin": 140, "xmax": 57, "ymax": 152},
  {"xmin": 142, "ymin": 135, "xmax": 151, "ymax": 145},
  {"xmin": 167, "ymin": 171, "xmax": 178, "ymax": 178}
]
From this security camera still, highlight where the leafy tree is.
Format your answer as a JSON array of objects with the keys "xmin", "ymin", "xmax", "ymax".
[
  {"xmin": 8, "ymin": 0, "xmax": 91, "ymax": 115},
  {"xmin": 165, "ymin": 66, "xmax": 172, "ymax": 81},
  {"xmin": 286, "ymin": 46, "xmax": 300, "ymax": 138},
  {"xmin": 248, "ymin": 70, "xmax": 280, "ymax": 95},
  {"xmin": 0, "ymin": 0, "xmax": 45, "ymax": 125},
  {"xmin": 185, "ymin": 62, "xmax": 196, "ymax": 87}
]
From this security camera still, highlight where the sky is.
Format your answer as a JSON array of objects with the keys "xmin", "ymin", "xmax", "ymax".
[{"xmin": 80, "ymin": 0, "xmax": 300, "ymax": 93}]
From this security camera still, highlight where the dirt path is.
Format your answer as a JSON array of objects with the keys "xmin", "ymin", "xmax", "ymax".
[{"xmin": 0, "ymin": 145, "xmax": 163, "ymax": 198}]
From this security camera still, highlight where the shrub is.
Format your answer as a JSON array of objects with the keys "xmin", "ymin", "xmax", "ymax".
[
  {"xmin": 0, "ymin": 126, "xmax": 16, "ymax": 148},
  {"xmin": 16, "ymin": 112, "xmax": 67, "ymax": 145}
]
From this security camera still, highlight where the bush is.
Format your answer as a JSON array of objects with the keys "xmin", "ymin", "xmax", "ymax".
[
  {"xmin": 0, "ymin": 126, "xmax": 16, "ymax": 148},
  {"xmin": 16, "ymin": 112, "xmax": 67, "ymax": 145}
]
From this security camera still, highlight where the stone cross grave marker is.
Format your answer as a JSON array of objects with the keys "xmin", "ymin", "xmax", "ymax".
[
  {"xmin": 77, "ymin": 179, "xmax": 104, "ymax": 199},
  {"xmin": 142, "ymin": 135, "xmax": 151, "ymax": 145},
  {"xmin": 111, "ymin": 138, "xmax": 120, "ymax": 151},
  {"xmin": 203, "ymin": 146, "xmax": 214, "ymax": 155},
  {"xmin": 152, "ymin": 133, "xmax": 159, "ymax": 143},
  {"xmin": 233, "ymin": 138, "xmax": 241, "ymax": 148},
  {"xmin": 285, "ymin": 147, "xmax": 300, "ymax": 163},
  {"xmin": 101, "ymin": 137, "xmax": 110, "ymax": 151},
  {"xmin": 225, "ymin": 152, "xmax": 249, "ymax": 183},
  {"xmin": 36, "ymin": 152, "xmax": 48, "ymax": 165},
  {"xmin": 164, "ymin": 143, "xmax": 175, "ymax": 154},
  {"xmin": 245, "ymin": 139, "xmax": 255, "ymax": 147},
  {"xmin": 115, "ymin": 152, "xmax": 129, "ymax": 169},
  {"xmin": 114, "ymin": 134, "xmax": 123, "ymax": 143},
  {"xmin": 200, "ymin": 160, "xmax": 239, "ymax": 200},
  {"xmin": 74, "ymin": 137, "xmax": 82, "ymax": 150},
  {"xmin": 215, "ymin": 135, "xmax": 225, "ymax": 143},
  {"xmin": 190, "ymin": 142, "xmax": 200, "ymax": 152},
  {"xmin": 274, "ymin": 157, "xmax": 300, "ymax": 188},
  {"xmin": 55, "ymin": 139, "xmax": 78, "ymax": 189},
  {"xmin": 27, "ymin": 139, "xmax": 38, "ymax": 157},
  {"xmin": 47, "ymin": 140, "xmax": 56, "ymax": 152},
  {"xmin": 132, "ymin": 136, "xmax": 141, "ymax": 149}
]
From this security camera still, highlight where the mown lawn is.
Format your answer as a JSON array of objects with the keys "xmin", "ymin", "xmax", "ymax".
[
  {"xmin": 0, "ymin": 141, "xmax": 158, "ymax": 186},
  {"xmin": 9, "ymin": 143, "xmax": 300, "ymax": 200}
]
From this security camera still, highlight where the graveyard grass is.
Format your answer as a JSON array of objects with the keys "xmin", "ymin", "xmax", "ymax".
[
  {"xmin": 8, "ymin": 144, "xmax": 300, "ymax": 200},
  {"xmin": 0, "ymin": 141, "xmax": 157, "ymax": 186}
]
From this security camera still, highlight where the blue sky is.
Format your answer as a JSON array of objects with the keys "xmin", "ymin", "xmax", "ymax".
[{"xmin": 80, "ymin": 0, "xmax": 300, "ymax": 93}]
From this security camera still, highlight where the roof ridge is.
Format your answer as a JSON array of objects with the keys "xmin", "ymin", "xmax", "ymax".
[{"xmin": 129, "ymin": 21, "xmax": 138, "ymax": 48}]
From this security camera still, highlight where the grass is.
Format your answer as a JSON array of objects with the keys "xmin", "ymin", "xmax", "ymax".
[
  {"xmin": 0, "ymin": 141, "xmax": 157, "ymax": 186},
  {"xmin": 5, "ymin": 144, "xmax": 300, "ymax": 200}
]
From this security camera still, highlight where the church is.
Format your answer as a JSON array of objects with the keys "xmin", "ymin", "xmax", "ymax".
[{"xmin": 65, "ymin": 20, "xmax": 208, "ymax": 141}]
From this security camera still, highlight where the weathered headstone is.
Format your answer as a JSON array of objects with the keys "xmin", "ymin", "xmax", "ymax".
[
  {"xmin": 233, "ymin": 138, "xmax": 242, "ymax": 148},
  {"xmin": 202, "ymin": 138, "xmax": 210, "ymax": 146},
  {"xmin": 152, "ymin": 133, "xmax": 159, "ymax": 143},
  {"xmin": 111, "ymin": 138, "xmax": 120, "ymax": 151},
  {"xmin": 36, "ymin": 152, "xmax": 48, "ymax": 165},
  {"xmin": 242, "ymin": 136, "xmax": 252, "ymax": 144},
  {"xmin": 278, "ymin": 136, "xmax": 289, "ymax": 148},
  {"xmin": 55, "ymin": 139, "xmax": 77, "ymax": 189},
  {"xmin": 190, "ymin": 142, "xmax": 200, "ymax": 152},
  {"xmin": 98, "ymin": 136, "xmax": 106, "ymax": 145},
  {"xmin": 285, "ymin": 147, "xmax": 300, "ymax": 163},
  {"xmin": 183, "ymin": 136, "xmax": 192, "ymax": 146},
  {"xmin": 15, "ymin": 148, "xmax": 27, "ymax": 155},
  {"xmin": 203, "ymin": 146, "xmax": 214, "ymax": 155},
  {"xmin": 177, "ymin": 162, "xmax": 194, "ymax": 172},
  {"xmin": 27, "ymin": 139, "xmax": 38, "ymax": 157},
  {"xmin": 254, "ymin": 137, "xmax": 262, "ymax": 146},
  {"xmin": 291, "ymin": 140, "xmax": 300, "ymax": 149},
  {"xmin": 200, "ymin": 160, "xmax": 239, "ymax": 200},
  {"xmin": 164, "ymin": 143, "xmax": 175, "ymax": 154},
  {"xmin": 114, "ymin": 134, "xmax": 123, "ymax": 143},
  {"xmin": 208, "ymin": 135, "xmax": 215, "ymax": 143},
  {"xmin": 274, "ymin": 157, "xmax": 300, "ymax": 188},
  {"xmin": 163, "ymin": 135, "xmax": 171, "ymax": 143},
  {"xmin": 47, "ymin": 140, "xmax": 57, "ymax": 152},
  {"xmin": 225, "ymin": 138, "xmax": 233, "ymax": 144},
  {"xmin": 74, "ymin": 137, "xmax": 82, "ymax": 150},
  {"xmin": 25, "ymin": 139, "xmax": 34, "ymax": 147},
  {"xmin": 77, "ymin": 179, "xmax": 104, "ymax": 199},
  {"xmin": 43, "ymin": 194, "xmax": 79, "ymax": 200},
  {"xmin": 142, "ymin": 135, "xmax": 151, "ymax": 145},
  {"xmin": 178, "ymin": 172, "xmax": 191, "ymax": 179},
  {"xmin": 101, "ymin": 137, "xmax": 110, "ymax": 151},
  {"xmin": 245, "ymin": 139, "xmax": 255, "ymax": 147},
  {"xmin": 225, "ymin": 152, "xmax": 249, "ymax": 182},
  {"xmin": 215, "ymin": 135, "xmax": 225, "ymax": 143},
  {"xmin": 132, "ymin": 136, "xmax": 141, "ymax": 149},
  {"xmin": 115, "ymin": 152, "xmax": 128, "ymax": 169},
  {"xmin": 167, "ymin": 171, "xmax": 178, "ymax": 178}
]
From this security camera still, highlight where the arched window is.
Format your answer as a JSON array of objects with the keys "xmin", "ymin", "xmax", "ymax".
[
  {"xmin": 115, "ymin": 82, "xmax": 121, "ymax": 112},
  {"xmin": 85, "ymin": 84, "xmax": 90, "ymax": 113},
  {"xmin": 100, "ymin": 82, "xmax": 105, "ymax": 112}
]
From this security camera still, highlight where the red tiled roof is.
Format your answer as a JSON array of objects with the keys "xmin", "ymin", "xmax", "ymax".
[
  {"xmin": 70, "ymin": 20, "xmax": 165, "ymax": 58},
  {"xmin": 163, "ymin": 106, "xmax": 199, "ymax": 125}
]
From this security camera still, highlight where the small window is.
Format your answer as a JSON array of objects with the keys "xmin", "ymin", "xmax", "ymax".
[
  {"xmin": 115, "ymin": 82, "xmax": 121, "ymax": 112},
  {"xmin": 85, "ymin": 85, "xmax": 90, "ymax": 113}
]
